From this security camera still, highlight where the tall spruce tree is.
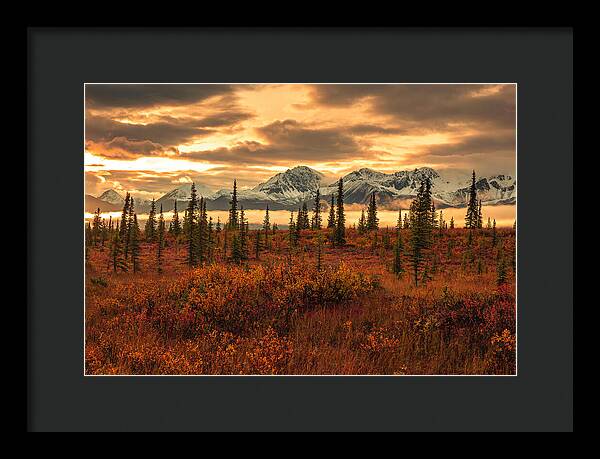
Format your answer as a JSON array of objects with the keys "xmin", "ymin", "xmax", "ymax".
[
  {"xmin": 299, "ymin": 202, "xmax": 310, "ymax": 229},
  {"xmin": 288, "ymin": 211, "xmax": 297, "ymax": 248},
  {"xmin": 262, "ymin": 206, "xmax": 271, "ymax": 250},
  {"xmin": 157, "ymin": 205, "xmax": 165, "ymax": 273},
  {"xmin": 91, "ymin": 208, "xmax": 102, "ymax": 246},
  {"xmin": 228, "ymin": 179, "xmax": 239, "ymax": 230},
  {"xmin": 186, "ymin": 183, "xmax": 199, "ymax": 267},
  {"xmin": 335, "ymin": 178, "xmax": 346, "ymax": 245},
  {"xmin": 239, "ymin": 206, "xmax": 248, "ymax": 260},
  {"xmin": 477, "ymin": 199, "xmax": 483, "ymax": 229},
  {"xmin": 85, "ymin": 223, "xmax": 92, "ymax": 264},
  {"xmin": 392, "ymin": 234, "xmax": 403, "ymax": 278},
  {"xmin": 126, "ymin": 198, "xmax": 136, "ymax": 262},
  {"xmin": 327, "ymin": 195, "xmax": 336, "ymax": 228},
  {"xmin": 170, "ymin": 200, "xmax": 182, "ymax": 237},
  {"xmin": 312, "ymin": 189, "xmax": 322, "ymax": 230},
  {"xmin": 366, "ymin": 192, "xmax": 379, "ymax": 231},
  {"xmin": 230, "ymin": 232, "xmax": 242, "ymax": 264},
  {"xmin": 408, "ymin": 178, "xmax": 434, "ymax": 286},
  {"xmin": 358, "ymin": 209, "xmax": 367, "ymax": 234},
  {"xmin": 465, "ymin": 170, "xmax": 478, "ymax": 229},
  {"xmin": 196, "ymin": 197, "xmax": 209, "ymax": 265},
  {"xmin": 119, "ymin": 193, "xmax": 131, "ymax": 254},
  {"xmin": 111, "ymin": 230, "xmax": 127, "ymax": 272},
  {"xmin": 145, "ymin": 198, "xmax": 157, "ymax": 242},
  {"xmin": 397, "ymin": 209, "xmax": 403, "ymax": 236},
  {"xmin": 496, "ymin": 245, "xmax": 508, "ymax": 286}
]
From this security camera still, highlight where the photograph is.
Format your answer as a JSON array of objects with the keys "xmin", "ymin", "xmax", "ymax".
[{"xmin": 84, "ymin": 83, "xmax": 517, "ymax": 376}]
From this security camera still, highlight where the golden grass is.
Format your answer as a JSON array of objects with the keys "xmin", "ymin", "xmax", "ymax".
[{"xmin": 85, "ymin": 228, "xmax": 516, "ymax": 375}]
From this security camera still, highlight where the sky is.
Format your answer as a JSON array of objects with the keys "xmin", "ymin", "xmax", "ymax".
[{"xmin": 85, "ymin": 83, "xmax": 516, "ymax": 200}]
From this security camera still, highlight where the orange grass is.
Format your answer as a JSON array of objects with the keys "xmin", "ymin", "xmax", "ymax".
[{"xmin": 85, "ymin": 228, "xmax": 516, "ymax": 375}]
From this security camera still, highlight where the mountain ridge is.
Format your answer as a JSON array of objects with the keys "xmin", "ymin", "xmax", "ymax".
[{"xmin": 86, "ymin": 166, "xmax": 516, "ymax": 213}]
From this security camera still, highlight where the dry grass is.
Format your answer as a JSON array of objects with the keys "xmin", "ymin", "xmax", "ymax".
[{"xmin": 85, "ymin": 227, "xmax": 516, "ymax": 375}]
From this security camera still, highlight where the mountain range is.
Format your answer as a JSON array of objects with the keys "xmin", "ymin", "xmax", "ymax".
[{"xmin": 85, "ymin": 165, "xmax": 516, "ymax": 213}]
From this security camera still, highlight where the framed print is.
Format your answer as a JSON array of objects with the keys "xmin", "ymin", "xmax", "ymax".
[
  {"xmin": 83, "ymin": 82, "xmax": 517, "ymax": 376},
  {"xmin": 28, "ymin": 27, "xmax": 573, "ymax": 432}
]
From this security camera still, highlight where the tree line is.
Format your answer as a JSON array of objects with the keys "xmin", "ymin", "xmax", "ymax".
[{"xmin": 86, "ymin": 170, "xmax": 513, "ymax": 284}]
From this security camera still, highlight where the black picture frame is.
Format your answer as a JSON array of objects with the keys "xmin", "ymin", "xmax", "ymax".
[{"xmin": 27, "ymin": 27, "xmax": 573, "ymax": 432}]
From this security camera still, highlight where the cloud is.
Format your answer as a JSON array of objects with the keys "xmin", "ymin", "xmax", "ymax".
[
  {"xmin": 84, "ymin": 84, "xmax": 516, "ymax": 193},
  {"xmin": 85, "ymin": 137, "xmax": 176, "ymax": 160},
  {"xmin": 85, "ymin": 84, "xmax": 235, "ymax": 109},
  {"xmin": 85, "ymin": 115, "xmax": 213, "ymax": 149},
  {"xmin": 423, "ymin": 131, "xmax": 516, "ymax": 157},
  {"xmin": 309, "ymin": 84, "xmax": 516, "ymax": 129}
]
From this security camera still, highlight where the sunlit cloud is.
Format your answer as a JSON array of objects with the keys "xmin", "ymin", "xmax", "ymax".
[{"xmin": 84, "ymin": 83, "xmax": 516, "ymax": 195}]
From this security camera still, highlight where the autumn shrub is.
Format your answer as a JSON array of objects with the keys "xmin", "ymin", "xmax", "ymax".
[{"xmin": 137, "ymin": 262, "xmax": 378, "ymax": 338}]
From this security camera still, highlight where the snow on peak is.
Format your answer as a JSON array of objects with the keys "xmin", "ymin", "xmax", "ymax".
[
  {"xmin": 159, "ymin": 182, "xmax": 214, "ymax": 202},
  {"xmin": 253, "ymin": 166, "xmax": 323, "ymax": 201},
  {"xmin": 99, "ymin": 189, "xmax": 124, "ymax": 205}
]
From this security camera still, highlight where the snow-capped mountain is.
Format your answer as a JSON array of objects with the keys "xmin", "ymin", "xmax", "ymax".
[
  {"xmin": 321, "ymin": 167, "xmax": 515, "ymax": 208},
  {"xmin": 155, "ymin": 182, "xmax": 214, "ymax": 211},
  {"xmin": 87, "ymin": 166, "xmax": 515, "ymax": 213},
  {"xmin": 252, "ymin": 166, "xmax": 325, "ymax": 205},
  {"xmin": 92, "ymin": 189, "xmax": 153, "ymax": 213},
  {"xmin": 99, "ymin": 189, "xmax": 125, "ymax": 206}
]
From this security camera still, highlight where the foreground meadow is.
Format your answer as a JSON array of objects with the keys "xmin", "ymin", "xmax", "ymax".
[{"xmin": 85, "ymin": 227, "xmax": 516, "ymax": 375}]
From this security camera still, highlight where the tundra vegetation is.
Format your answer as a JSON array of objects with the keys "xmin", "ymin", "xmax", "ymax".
[{"xmin": 85, "ymin": 172, "xmax": 516, "ymax": 375}]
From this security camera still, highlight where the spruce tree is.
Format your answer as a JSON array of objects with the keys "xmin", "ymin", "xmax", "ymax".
[
  {"xmin": 492, "ymin": 219, "xmax": 497, "ymax": 246},
  {"xmin": 486, "ymin": 217, "xmax": 492, "ymax": 230},
  {"xmin": 119, "ymin": 193, "xmax": 131, "ymax": 254},
  {"xmin": 196, "ymin": 197, "xmax": 209, "ymax": 265},
  {"xmin": 170, "ymin": 200, "xmax": 182, "ymax": 237},
  {"xmin": 496, "ymin": 246, "xmax": 508, "ymax": 286},
  {"xmin": 465, "ymin": 170, "xmax": 478, "ymax": 229},
  {"xmin": 230, "ymin": 232, "xmax": 242, "ymax": 264},
  {"xmin": 295, "ymin": 207, "xmax": 302, "ymax": 241},
  {"xmin": 85, "ymin": 223, "xmax": 92, "ymax": 264},
  {"xmin": 239, "ymin": 206, "xmax": 248, "ymax": 260},
  {"xmin": 430, "ymin": 200, "xmax": 437, "ymax": 229},
  {"xmin": 397, "ymin": 209, "xmax": 403, "ymax": 236},
  {"xmin": 335, "ymin": 178, "xmax": 346, "ymax": 245},
  {"xmin": 449, "ymin": 216, "xmax": 455, "ymax": 229},
  {"xmin": 366, "ymin": 192, "xmax": 379, "ymax": 231},
  {"xmin": 477, "ymin": 199, "xmax": 483, "ymax": 229},
  {"xmin": 262, "ymin": 206, "xmax": 271, "ymax": 250},
  {"xmin": 392, "ymin": 234, "xmax": 403, "ymax": 278},
  {"xmin": 91, "ymin": 208, "xmax": 102, "ymax": 246},
  {"xmin": 316, "ymin": 233, "xmax": 323, "ymax": 271},
  {"xmin": 207, "ymin": 216, "xmax": 215, "ymax": 263},
  {"xmin": 312, "ymin": 188, "xmax": 322, "ymax": 230},
  {"xmin": 408, "ymin": 178, "xmax": 433, "ymax": 286},
  {"xmin": 157, "ymin": 205, "xmax": 165, "ymax": 274},
  {"xmin": 358, "ymin": 209, "xmax": 367, "ymax": 234},
  {"xmin": 111, "ymin": 230, "xmax": 127, "ymax": 272},
  {"xmin": 327, "ymin": 195, "xmax": 336, "ymax": 228},
  {"xmin": 288, "ymin": 211, "xmax": 297, "ymax": 248},
  {"xmin": 126, "ymin": 198, "xmax": 136, "ymax": 262},
  {"xmin": 145, "ymin": 198, "xmax": 157, "ymax": 242},
  {"xmin": 186, "ymin": 183, "xmax": 199, "ymax": 267},
  {"xmin": 228, "ymin": 179, "xmax": 239, "ymax": 230}
]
